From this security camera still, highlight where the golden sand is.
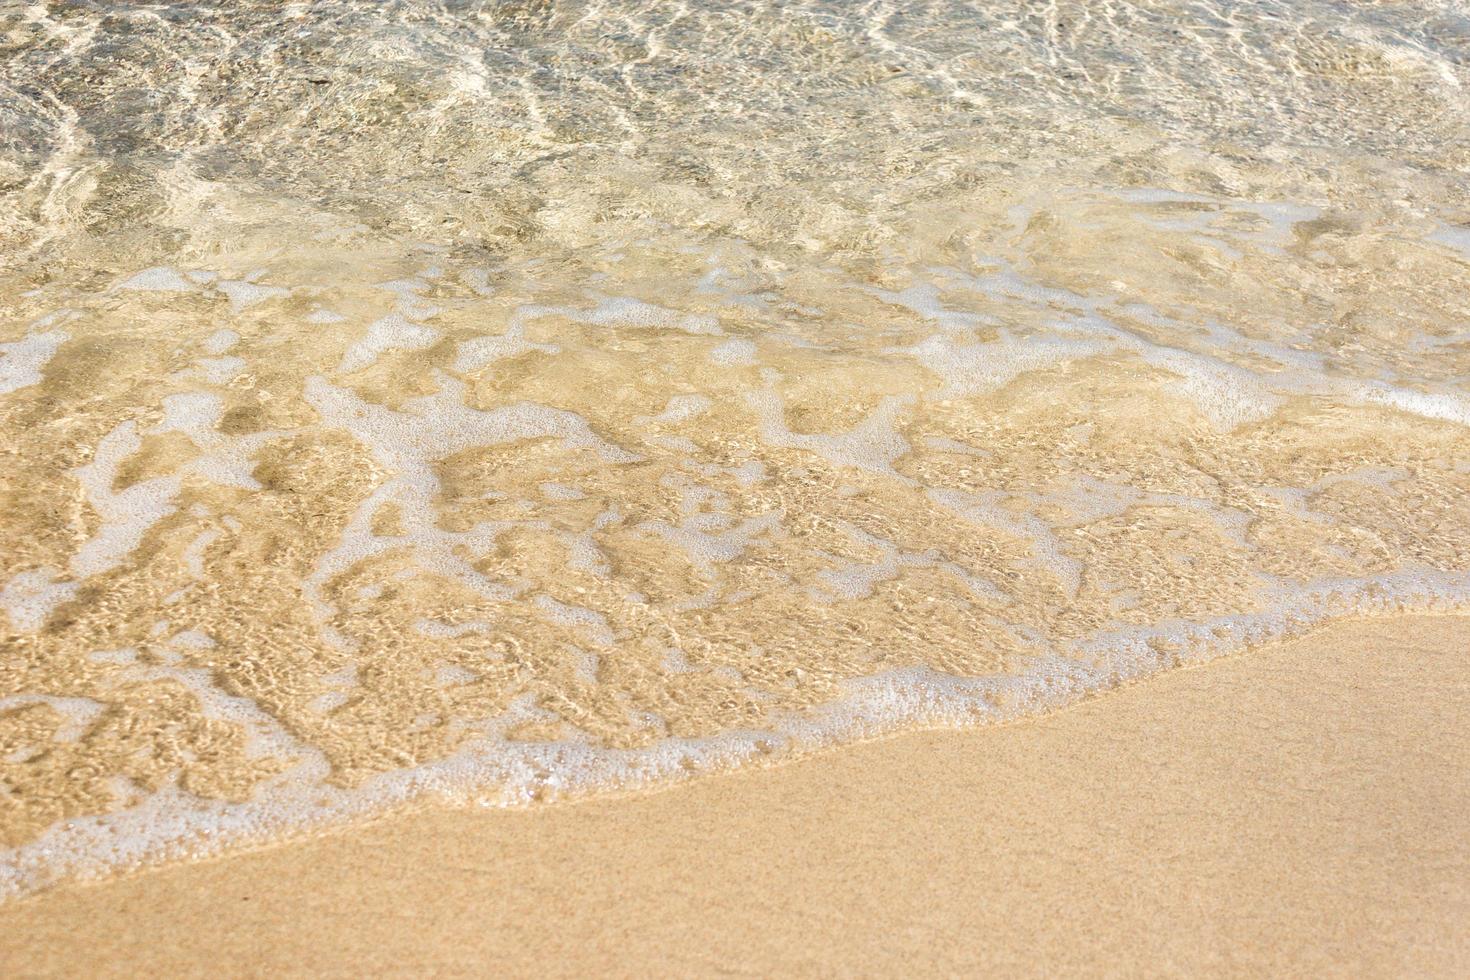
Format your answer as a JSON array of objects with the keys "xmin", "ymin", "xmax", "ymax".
[
  {"xmin": 4, "ymin": 614, "xmax": 1466, "ymax": 977},
  {"xmin": 5, "ymin": 0, "xmax": 1470, "ymax": 923}
]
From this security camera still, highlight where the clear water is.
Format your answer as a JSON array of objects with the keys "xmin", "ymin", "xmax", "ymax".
[{"xmin": 2, "ymin": 0, "xmax": 1470, "ymax": 896}]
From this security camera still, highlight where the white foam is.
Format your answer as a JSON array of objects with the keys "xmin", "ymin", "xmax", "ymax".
[
  {"xmin": 149, "ymin": 401, "xmax": 283, "ymax": 493},
  {"xmin": 1134, "ymin": 343, "xmax": 1283, "ymax": 429},
  {"xmin": 809, "ymin": 524, "xmax": 933, "ymax": 600},
  {"xmin": 452, "ymin": 318, "xmax": 559, "ymax": 373},
  {"xmin": 643, "ymin": 394, "xmax": 713, "ymax": 425},
  {"xmin": 649, "ymin": 434, "xmax": 700, "ymax": 453},
  {"xmin": 414, "ymin": 620, "xmax": 492, "ymax": 639},
  {"xmin": 746, "ymin": 390, "xmax": 914, "ymax": 478},
  {"xmin": 152, "ymin": 392, "xmax": 224, "ymax": 436},
  {"xmin": 9, "ymin": 21, "xmax": 1470, "ymax": 905},
  {"xmin": 533, "ymin": 595, "xmax": 616, "ymax": 646},
  {"xmin": 0, "ymin": 328, "xmax": 66, "ymax": 397},
  {"xmin": 0, "ymin": 695, "xmax": 105, "ymax": 743},
  {"xmin": 1111, "ymin": 189, "xmax": 1320, "ymax": 252},
  {"xmin": 168, "ymin": 629, "xmax": 216, "ymax": 650},
  {"xmin": 561, "ymin": 296, "xmax": 722, "ymax": 336},
  {"xmin": 540, "ymin": 482, "xmax": 585, "ymax": 501},
  {"xmin": 86, "ymin": 648, "xmax": 139, "ymax": 666},
  {"xmin": 70, "ymin": 422, "xmax": 180, "ymax": 580},
  {"xmin": 708, "ymin": 338, "xmax": 757, "ymax": 366},
  {"xmin": 1059, "ymin": 311, "xmax": 1284, "ymax": 430},
  {"xmin": 119, "ymin": 663, "xmax": 323, "ymax": 766},
  {"xmin": 459, "ymin": 269, "xmax": 495, "ymax": 296},
  {"xmin": 7, "ymin": 563, "xmax": 1462, "ymax": 905},
  {"xmin": 929, "ymin": 487, "xmax": 1085, "ymax": 597},
  {"xmin": 1429, "ymin": 224, "xmax": 1470, "ymax": 259},
  {"xmin": 729, "ymin": 460, "xmax": 766, "ymax": 485},
  {"xmin": 565, "ymin": 506, "xmax": 620, "ymax": 578},
  {"xmin": 1, "ymin": 568, "xmax": 79, "ymax": 632},
  {"xmin": 300, "ymin": 373, "xmax": 637, "ymax": 627},
  {"xmin": 308, "ymin": 692, "xmax": 350, "ymax": 714},
  {"xmin": 435, "ymin": 665, "xmax": 478, "ymax": 686},
  {"xmin": 1350, "ymin": 382, "xmax": 1470, "ymax": 428},
  {"xmin": 810, "ymin": 522, "xmax": 1007, "ymax": 604},
  {"xmin": 639, "ymin": 510, "xmax": 784, "ymax": 569},
  {"xmin": 871, "ymin": 282, "xmax": 991, "ymax": 331},
  {"xmin": 376, "ymin": 278, "xmax": 442, "ymax": 320},
  {"xmin": 118, "ymin": 267, "xmax": 195, "ymax": 292},
  {"xmin": 339, "ymin": 313, "xmax": 440, "ymax": 372},
  {"xmin": 814, "ymin": 550, "xmax": 906, "ymax": 600},
  {"xmin": 306, "ymin": 373, "xmax": 636, "ymax": 463},
  {"xmin": 216, "ymin": 278, "xmax": 288, "ymax": 311},
  {"xmin": 201, "ymin": 329, "xmax": 240, "ymax": 355},
  {"xmin": 195, "ymin": 356, "xmax": 246, "ymax": 384},
  {"xmin": 902, "ymin": 331, "xmax": 1106, "ymax": 396}
]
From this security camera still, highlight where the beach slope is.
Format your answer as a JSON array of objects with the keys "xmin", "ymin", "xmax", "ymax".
[{"xmin": 3, "ymin": 614, "xmax": 1467, "ymax": 977}]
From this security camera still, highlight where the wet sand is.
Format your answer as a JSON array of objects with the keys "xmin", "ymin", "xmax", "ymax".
[{"xmin": 3, "ymin": 613, "xmax": 1467, "ymax": 977}]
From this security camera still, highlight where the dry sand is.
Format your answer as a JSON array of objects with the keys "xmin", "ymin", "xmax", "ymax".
[{"xmin": 3, "ymin": 614, "xmax": 1467, "ymax": 977}]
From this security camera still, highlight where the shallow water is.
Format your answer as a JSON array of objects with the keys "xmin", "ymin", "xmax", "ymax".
[{"xmin": 2, "ymin": 0, "xmax": 1469, "ymax": 896}]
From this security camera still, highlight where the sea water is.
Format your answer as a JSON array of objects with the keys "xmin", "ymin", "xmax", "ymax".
[{"xmin": 2, "ymin": 0, "xmax": 1469, "ymax": 897}]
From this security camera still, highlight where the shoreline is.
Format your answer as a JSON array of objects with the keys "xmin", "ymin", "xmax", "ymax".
[
  {"xmin": 6, "ymin": 582, "xmax": 1466, "ymax": 903},
  {"xmin": 4, "ymin": 613, "xmax": 1468, "ymax": 976}
]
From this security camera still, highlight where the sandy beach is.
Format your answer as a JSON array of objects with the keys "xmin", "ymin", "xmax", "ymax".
[
  {"xmin": 3, "ymin": 613, "xmax": 1466, "ymax": 977},
  {"xmin": 5, "ymin": 1, "xmax": 1470, "ymax": 975}
]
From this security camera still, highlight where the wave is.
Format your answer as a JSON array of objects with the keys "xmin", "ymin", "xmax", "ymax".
[{"xmin": 2, "ymin": 0, "xmax": 1470, "ymax": 898}]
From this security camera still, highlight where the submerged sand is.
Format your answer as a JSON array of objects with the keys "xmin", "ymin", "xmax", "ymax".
[
  {"xmin": 6, "ymin": 0, "xmax": 1470, "ymax": 896},
  {"xmin": 3, "ymin": 613, "xmax": 1466, "ymax": 977}
]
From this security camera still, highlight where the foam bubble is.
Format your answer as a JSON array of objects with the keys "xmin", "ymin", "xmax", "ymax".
[
  {"xmin": 376, "ymin": 277, "xmax": 442, "ymax": 320},
  {"xmin": 746, "ymin": 389, "xmax": 914, "ymax": 478},
  {"xmin": 709, "ymin": 338, "xmax": 757, "ymax": 366},
  {"xmin": 643, "ymin": 394, "xmax": 713, "ymax": 425},
  {"xmin": 0, "ymin": 328, "xmax": 68, "ymax": 396},
  {"xmin": 118, "ymin": 267, "xmax": 196, "ymax": 292},
  {"xmin": 902, "ymin": 331, "xmax": 1106, "ymax": 396},
  {"xmin": 540, "ymin": 482, "xmax": 585, "ymax": 501},
  {"xmin": 564, "ymin": 297, "xmax": 722, "ymax": 336},
  {"xmin": 0, "ymin": 695, "xmax": 105, "ymax": 743},
  {"xmin": 1, "ymin": 568, "xmax": 79, "ymax": 632},
  {"xmin": 201, "ymin": 329, "xmax": 240, "ymax": 355},
  {"xmin": 533, "ymin": 595, "xmax": 616, "ymax": 646},
  {"xmin": 640, "ymin": 510, "xmax": 784, "ymax": 569},
  {"xmin": 452, "ymin": 317, "xmax": 559, "ymax": 373},
  {"xmin": 70, "ymin": 422, "xmax": 180, "ymax": 579},
  {"xmin": 217, "ymin": 278, "xmax": 288, "ymax": 311},
  {"xmin": 339, "ymin": 313, "xmax": 440, "ymax": 372},
  {"xmin": 153, "ymin": 392, "xmax": 224, "ymax": 436},
  {"xmin": 195, "ymin": 356, "xmax": 246, "ymax": 384}
]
